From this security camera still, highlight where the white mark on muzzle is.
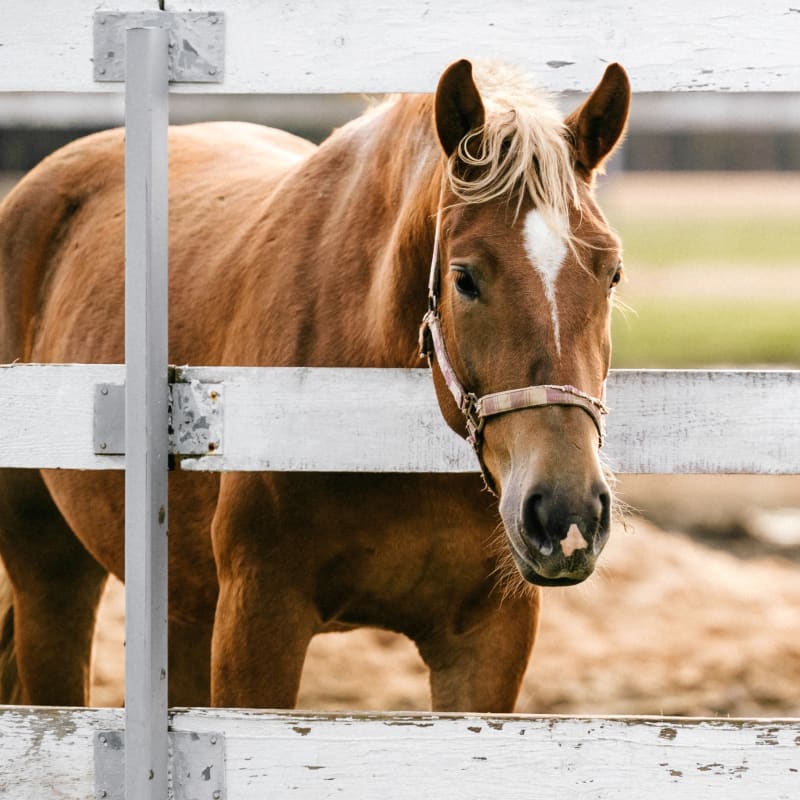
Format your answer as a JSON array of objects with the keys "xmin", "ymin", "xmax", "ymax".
[
  {"xmin": 523, "ymin": 209, "xmax": 568, "ymax": 355},
  {"xmin": 561, "ymin": 523, "xmax": 589, "ymax": 557}
]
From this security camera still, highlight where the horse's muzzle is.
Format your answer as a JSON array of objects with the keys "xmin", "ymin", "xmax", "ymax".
[{"xmin": 502, "ymin": 481, "xmax": 611, "ymax": 586}]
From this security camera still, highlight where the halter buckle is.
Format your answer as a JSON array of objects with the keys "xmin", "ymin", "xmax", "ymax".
[
  {"xmin": 418, "ymin": 312, "xmax": 434, "ymax": 361},
  {"xmin": 461, "ymin": 392, "xmax": 484, "ymax": 449}
]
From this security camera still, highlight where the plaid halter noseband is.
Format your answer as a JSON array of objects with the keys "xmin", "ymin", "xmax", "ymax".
[{"xmin": 418, "ymin": 207, "xmax": 608, "ymax": 495}]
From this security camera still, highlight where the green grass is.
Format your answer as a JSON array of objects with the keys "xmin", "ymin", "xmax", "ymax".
[
  {"xmin": 615, "ymin": 217, "xmax": 800, "ymax": 269},
  {"xmin": 606, "ymin": 209, "xmax": 800, "ymax": 368},
  {"xmin": 611, "ymin": 299, "xmax": 800, "ymax": 368}
]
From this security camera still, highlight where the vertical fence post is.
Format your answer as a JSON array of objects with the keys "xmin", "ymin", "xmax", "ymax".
[{"xmin": 124, "ymin": 25, "xmax": 170, "ymax": 800}]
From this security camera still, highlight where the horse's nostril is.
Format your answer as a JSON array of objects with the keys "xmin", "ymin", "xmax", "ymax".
[
  {"xmin": 536, "ymin": 537, "xmax": 553, "ymax": 557},
  {"xmin": 521, "ymin": 491, "xmax": 553, "ymax": 556},
  {"xmin": 592, "ymin": 487, "xmax": 612, "ymax": 554},
  {"xmin": 527, "ymin": 492, "xmax": 544, "ymax": 514},
  {"xmin": 521, "ymin": 484, "xmax": 611, "ymax": 559},
  {"xmin": 595, "ymin": 486, "xmax": 612, "ymax": 530}
]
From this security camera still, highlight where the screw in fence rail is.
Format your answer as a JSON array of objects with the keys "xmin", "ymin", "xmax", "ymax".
[{"xmin": 124, "ymin": 25, "xmax": 170, "ymax": 800}]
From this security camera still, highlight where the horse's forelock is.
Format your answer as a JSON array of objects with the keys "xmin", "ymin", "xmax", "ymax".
[{"xmin": 445, "ymin": 63, "xmax": 579, "ymax": 234}]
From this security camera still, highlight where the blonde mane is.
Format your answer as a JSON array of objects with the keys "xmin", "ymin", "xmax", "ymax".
[{"xmin": 447, "ymin": 63, "xmax": 579, "ymax": 232}]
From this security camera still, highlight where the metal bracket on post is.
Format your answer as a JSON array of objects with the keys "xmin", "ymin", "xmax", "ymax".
[
  {"xmin": 94, "ymin": 12, "xmax": 225, "ymax": 83},
  {"xmin": 95, "ymin": 730, "xmax": 226, "ymax": 800},
  {"xmin": 93, "ymin": 379, "xmax": 224, "ymax": 457}
]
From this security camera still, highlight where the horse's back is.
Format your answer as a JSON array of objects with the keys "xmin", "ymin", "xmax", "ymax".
[{"xmin": 0, "ymin": 121, "xmax": 315, "ymax": 364}]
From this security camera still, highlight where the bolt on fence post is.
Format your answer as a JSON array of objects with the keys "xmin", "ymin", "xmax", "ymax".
[{"xmin": 124, "ymin": 25, "xmax": 170, "ymax": 800}]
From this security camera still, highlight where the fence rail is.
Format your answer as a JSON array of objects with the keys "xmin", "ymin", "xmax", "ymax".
[
  {"xmin": 1, "ymin": 706, "xmax": 798, "ymax": 800},
  {"xmin": 2, "ymin": 364, "xmax": 800, "ymax": 474},
  {"xmin": 2, "ymin": 1, "xmax": 800, "ymax": 94}
]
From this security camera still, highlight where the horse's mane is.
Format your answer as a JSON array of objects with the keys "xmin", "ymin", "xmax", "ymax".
[
  {"xmin": 447, "ymin": 62, "xmax": 579, "ymax": 233},
  {"xmin": 358, "ymin": 62, "xmax": 578, "ymax": 233}
]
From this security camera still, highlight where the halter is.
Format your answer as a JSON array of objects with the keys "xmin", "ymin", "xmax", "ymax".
[{"xmin": 418, "ymin": 206, "xmax": 608, "ymax": 495}]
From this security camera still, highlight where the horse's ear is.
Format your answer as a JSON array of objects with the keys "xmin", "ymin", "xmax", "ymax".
[
  {"xmin": 435, "ymin": 59, "xmax": 486, "ymax": 157},
  {"xmin": 565, "ymin": 63, "xmax": 630, "ymax": 175}
]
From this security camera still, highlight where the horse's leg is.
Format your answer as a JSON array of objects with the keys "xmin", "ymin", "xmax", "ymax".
[
  {"xmin": 209, "ymin": 474, "xmax": 317, "ymax": 708},
  {"xmin": 415, "ymin": 589, "xmax": 540, "ymax": 713},
  {"xmin": 0, "ymin": 557, "xmax": 22, "ymax": 703},
  {"xmin": 0, "ymin": 470, "xmax": 108, "ymax": 705},
  {"xmin": 211, "ymin": 577, "xmax": 315, "ymax": 708},
  {"xmin": 14, "ymin": 468, "xmax": 220, "ymax": 707},
  {"xmin": 168, "ymin": 619, "xmax": 212, "ymax": 707}
]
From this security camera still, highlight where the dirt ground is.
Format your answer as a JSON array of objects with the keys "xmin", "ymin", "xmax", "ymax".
[
  {"xmin": 597, "ymin": 170, "xmax": 800, "ymax": 218},
  {"xmin": 91, "ymin": 474, "xmax": 800, "ymax": 717}
]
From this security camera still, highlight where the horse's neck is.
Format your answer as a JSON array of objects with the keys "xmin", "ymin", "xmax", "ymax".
[
  {"xmin": 274, "ymin": 97, "xmax": 442, "ymax": 367},
  {"xmin": 359, "ymin": 103, "xmax": 443, "ymax": 365}
]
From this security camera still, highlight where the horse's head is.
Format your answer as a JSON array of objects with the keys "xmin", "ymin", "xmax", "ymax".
[{"xmin": 425, "ymin": 59, "xmax": 630, "ymax": 586}]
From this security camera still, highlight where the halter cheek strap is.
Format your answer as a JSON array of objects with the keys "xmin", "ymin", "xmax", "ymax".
[{"xmin": 418, "ymin": 208, "xmax": 608, "ymax": 495}]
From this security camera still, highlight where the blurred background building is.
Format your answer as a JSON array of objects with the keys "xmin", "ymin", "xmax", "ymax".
[{"xmin": 1, "ymin": 91, "xmax": 800, "ymax": 172}]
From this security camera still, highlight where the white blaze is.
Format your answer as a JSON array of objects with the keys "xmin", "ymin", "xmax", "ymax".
[{"xmin": 523, "ymin": 209, "xmax": 568, "ymax": 355}]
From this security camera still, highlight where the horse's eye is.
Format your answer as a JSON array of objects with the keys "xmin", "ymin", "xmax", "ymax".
[
  {"xmin": 453, "ymin": 267, "xmax": 480, "ymax": 299},
  {"xmin": 610, "ymin": 264, "xmax": 623, "ymax": 289}
]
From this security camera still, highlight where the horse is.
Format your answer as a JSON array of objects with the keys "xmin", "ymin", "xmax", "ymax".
[{"xmin": 0, "ymin": 58, "xmax": 629, "ymax": 712}]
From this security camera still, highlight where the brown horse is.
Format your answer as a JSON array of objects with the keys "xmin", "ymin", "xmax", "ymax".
[{"xmin": 0, "ymin": 59, "xmax": 629, "ymax": 711}]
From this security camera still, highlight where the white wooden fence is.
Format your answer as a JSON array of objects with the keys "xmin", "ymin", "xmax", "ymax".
[
  {"xmin": 1, "ymin": 2, "xmax": 799, "ymax": 799},
  {"xmin": 2, "ymin": 364, "xmax": 800, "ymax": 474}
]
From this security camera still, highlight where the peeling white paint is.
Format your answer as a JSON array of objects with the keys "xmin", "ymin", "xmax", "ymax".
[
  {"xmin": 4, "ymin": 707, "xmax": 799, "ymax": 799},
  {"xmin": 523, "ymin": 209, "xmax": 568, "ymax": 355},
  {"xmin": 5, "ymin": 2, "xmax": 800, "ymax": 93}
]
